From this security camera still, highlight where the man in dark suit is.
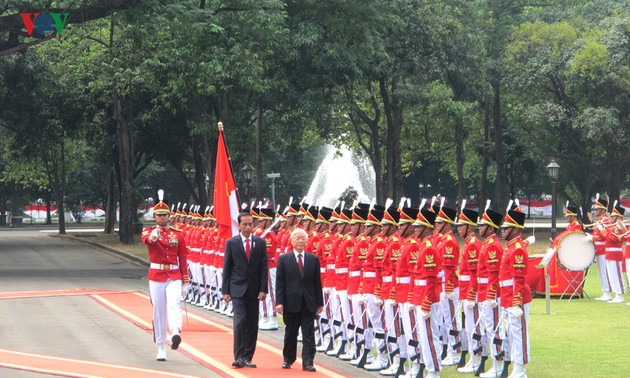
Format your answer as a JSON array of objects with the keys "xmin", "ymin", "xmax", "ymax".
[
  {"xmin": 276, "ymin": 228, "xmax": 324, "ymax": 372},
  {"xmin": 222, "ymin": 213, "xmax": 268, "ymax": 368}
]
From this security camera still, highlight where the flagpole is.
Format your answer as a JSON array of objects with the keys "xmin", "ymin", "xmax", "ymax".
[{"xmin": 218, "ymin": 122, "xmax": 241, "ymax": 206}]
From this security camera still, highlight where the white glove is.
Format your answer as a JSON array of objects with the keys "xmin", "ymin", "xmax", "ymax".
[
  {"xmin": 347, "ymin": 294, "xmax": 353, "ymax": 301},
  {"xmin": 385, "ymin": 298, "xmax": 397, "ymax": 308},
  {"xmin": 484, "ymin": 299, "xmax": 498, "ymax": 308},
  {"xmin": 357, "ymin": 295, "xmax": 365, "ymax": 305},
  {"xmin": 597, "ymin": 224, "xmax": 605, "ymax": 231},
  {"xmin": 446, "ymin": 292, "xmax": 454, "ymax": 300},
  {"xmin": 463, "ymin": 300, "xmax": 475, "ymax": 310},
  {"xmin": 149, "ymin": 228, "xmax": 159, "ymax": 243},
  {"xmin": 509, "ymin": 305, "xmax": 523, "ymax": 318},
  {"xmin": 420, "ymin": 310, "xmax": 430, "ymax": 319},
  {"xmin": 408, "ymin": 303, "xmax": 416, "ymax": 310},
  {"xmin": 181, "ymin": 284, "xmax": 191, "ymax": 296},
  {"xmin": 323, "ymin": 287, "xmax": 330, "ymax": 294},
  {"xmin": 374, "ymin": 298, "xmax": 384, "ymax": 306},
  {"xmin": 525, "ymin": 235, "xmax": 536, "ymax": 245},
  {"xmin": 582, "ymin": 234, "xmax": 593, "ymax": 244}
]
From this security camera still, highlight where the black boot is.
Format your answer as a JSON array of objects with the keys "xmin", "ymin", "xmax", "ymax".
[
  {"xmin": 500, "ymin": 360, "xmax": 511, "ymax": 378},
  {"xmin": 357, "ymin": 349, "xmax": 370, "ymax": 368},
  {"xmin": 394, "ymin": 357, "xmax": 406, "ymax": 377},
  {"xmin": 457, "ymin": 350, "xmax": 468, "ymax": 368},
  {"xmin": 474, "ymin": 356, "xmax": 488, "ymax": 376},
  {"xmin": 441, "ymin": 344, "xmax": 448, "ymax": 360},
  {"xmin": 335, "ymin": 340, "xmax": 347, "ymax": 357},
  {"xmin": 416, "ymin": 363, "xmax": 425, "ymax": 378}
]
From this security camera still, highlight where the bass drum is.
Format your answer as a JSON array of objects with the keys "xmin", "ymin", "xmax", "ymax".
[{"xmin": 557, "ymin": 231, "xmax": 595, "ymax": 271}]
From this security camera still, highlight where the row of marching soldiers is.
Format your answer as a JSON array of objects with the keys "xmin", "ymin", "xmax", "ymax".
[{"xmin": 168, "ymin": 196, "xmax": 532, "ymax": 378}]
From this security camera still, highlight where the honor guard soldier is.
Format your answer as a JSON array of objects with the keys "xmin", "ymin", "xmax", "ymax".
[
  {"xmin": 476, "ymin": 202, "xmax": 505, "ymax": 377},
  {"xmin": 434, "ymin": 202, "xmax": 461, "ymax": 366},
  {"xmin": 256, "ymin": 207, "xmax": 280, "ymax": 330},
  {"xmin": 602, "ymin": 201, "xmax": 626, "ymax": 303},
  {"xmin": 499, "ymin": 206, "xmax": 531, "ymax": 378},
  {"xmin": 409, "ymin": 206, "xmax": 441, "ymax": 378},
  {"xmin": 455, "ymin": 201, "xmax": 483, "ymax": 373},
  {"xmin": 142, "ymin": 190, "xmax": 189, "ymax": 361},
  {"xmin": 316, "ymin": 205, "xmax": 338, "ymax": 353},
  {"xmin": 590, "ymin": 194, "xmax": 612, "ymax": 301}
]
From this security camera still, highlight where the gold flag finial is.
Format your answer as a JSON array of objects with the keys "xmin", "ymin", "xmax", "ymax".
[{"xmin": 218, "ymin": 121, "xmax": 223, "ymax": 131}]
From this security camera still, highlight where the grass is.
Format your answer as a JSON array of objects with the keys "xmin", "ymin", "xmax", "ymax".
[{"xmin": 80, "ymin": 229, "xmax": 629, "ymax": 377}]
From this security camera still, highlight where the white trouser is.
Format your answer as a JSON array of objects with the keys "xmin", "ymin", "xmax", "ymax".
[
  {"xmin": 400, "ymin": 302, "xmax": 418, "ymax": 359},
  {"xmin": 482, "ymin": 301, "xmax": 506, "ymax": 365},
  {"xmin": 328, "ymin": 289, "xmax": 344, "ymax": 340},
  {"xmin": 606, "ymin": 260, "xmax": 625, "ymax": 295},
  {"xmin": 260, "ymin": 267, "xmax": 277, "ymax": 317},
  {"xmin": 214, "ymin": 267, "xmax": 223, "ymax": 299},
  {"xmin": 365, "ymin": 294, "xmax": 384, "ymax": 351},
  {"xmin": 439, "ymin": 290, "xmax": 460, "ymax": 353},
  {"xmin": 149, "ymin": 278, "xmax": 183, "ymax": 344},
  {"xmin": 626, "ymin": 258, "xmax": 630, "ymax": 292},
  {"xmin": 415, "ymin": 304, "xmax": 441, "ymax": 373},
  {"xmin": 338, "ymin": 290, "xmax": 353, "ymax": 340},
  {"xmin": 202, "ymin": 264, "xmax": 215, "ymax": 294},
  {"xmin": 351, "ymin": 294, "xmax": 370, "ymax": 348},
  {"xmin": 596, "ymin": 255, "xmax": 610, "ymax": 292},
  {"xmin": 507, "ymin": 303, "xmax": 530, "ymax": 365},
  {"xmin": 463, "ymin": 302, "xmax": 483, "ymax": 355},
  {"xmin": 382, "ymin": 300, "xmax": 401, "ymax": 357}
]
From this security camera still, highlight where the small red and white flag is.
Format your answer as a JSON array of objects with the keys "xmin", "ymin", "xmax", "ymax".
[{"xmin": 213, "ymin": 122, "xmax": 241, "ymax": 241}]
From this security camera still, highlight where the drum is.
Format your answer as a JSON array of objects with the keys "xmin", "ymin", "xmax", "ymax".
[{"xmin": 557, "ymin": 231, "xmax": 595, "ymax": 271}]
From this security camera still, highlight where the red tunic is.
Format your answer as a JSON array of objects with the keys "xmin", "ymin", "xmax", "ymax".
[
  {"xmin": 317, "ymin": 230, "xmax": 334, "ymax": 286},
  {"xmin": 603, "ymin": 224, "xmax": 624, "ymax": 261},
  {"xmin": 411, "ymin": 238, "xmax": 441, "ymax": 312},
  {"xmin": 460, "ymin": 233, "xmax": 482, "ymax": 301},
  {"xmin": 394, "ymin": 237, "xmax": 416, "ymax": 302},
  {"xmin": 592, "ymin": 214, "xmax": 610, "ymax": 256},
  {"xmin": 499, "ymin": 236, "xmax": 532, "ymax": 307},
  {"xmin": 361, "ymin": 234, "xmax": 386, "ymax": 295},
  {"xmin": 335, "ymin": 233, "xmax": 355, "ymax": 291},
  {"xmin": 348, "ymin": 234, "xmax": 369, "ymax": 295},
  {"xmin": 142, "ymin": 226, "xmax": 188, "ymax": 282},
  {"xmin": 380, "ymin": 233, "xmax": 403, "ymax": 300},
  {"xmin": 477, "ymin": 234, "xmax": 503, "ymax": 302},
  {"xmin": 437, "ymin": 231, "xmax": 460, "ymax": 294}
]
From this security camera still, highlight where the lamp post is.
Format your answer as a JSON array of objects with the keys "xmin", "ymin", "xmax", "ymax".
[
  {"xmin": 545, "ymin": 160, "xmax": 560, "ymax": 314},
  {"xmin": 241, "ymin": 163, "xmax": 255, "ymax": 204},
  {"xmin": 266, "ymin": 172, "xmax": 281, "ymax": 208},
  {"xmin": 419, "ymin": 183, "xmax": 431, "ymax": 200},
  {"xmin": 547, "ymin": 161, "xmax": 560, "ymax": 239}
]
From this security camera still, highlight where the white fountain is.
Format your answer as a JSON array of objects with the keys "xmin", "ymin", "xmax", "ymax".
[{"xmin": 306, "ymin": 145, "xmax": 376, "ymax": 207}]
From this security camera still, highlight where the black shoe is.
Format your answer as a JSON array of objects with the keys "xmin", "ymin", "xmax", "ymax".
[
  {"xmin": 242, "ymin": 360, "xmax": 257, "ymax": 368},
  {"xmin": 282, "ymin": 361, "xmax": 292, "ymax": 369},
  {"xmin": 232, "ymin": 360, "xmax": 244, "ymax": 368},
  {"xmin": 303, "ymin": 365, "xmax": 316, "ymax": 372},
  {"xmin": 171, "ymin": 334, "xmax": 181, "ymax": 350}
]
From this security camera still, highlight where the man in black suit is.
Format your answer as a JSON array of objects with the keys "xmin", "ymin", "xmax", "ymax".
[
  {"xmin": 275, "ymin": 227, "xmax": 324, "ymax": 372},
  {"xmin": 222, "ymin": 213, "xmax": 268, "ymax": 368}
]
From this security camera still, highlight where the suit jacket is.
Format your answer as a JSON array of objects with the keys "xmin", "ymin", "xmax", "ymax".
[
  {"xmin": 276, "ymin": 251, "xmax": 324, "ymax": 313},
  {"xmin": 222, "ymin": 234, "xmax": 268, "ymax": 299}
]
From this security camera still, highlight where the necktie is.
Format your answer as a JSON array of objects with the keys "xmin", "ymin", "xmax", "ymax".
[
  {"xmin": 297, "ymin": 253, "xmax": 304, "ymax": 277},
  {"xmin": 245, "ymin": 238, "xmax": 251, "ymax": 260}
]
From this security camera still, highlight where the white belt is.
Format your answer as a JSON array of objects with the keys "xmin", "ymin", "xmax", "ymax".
[
  {"xmin": 202, "ymin": 249, "xmax": 211, "ymax": 254},
  {"xmin": 320, "ymin": 268, "xmax": 326, "ymax": 274},
  {"xmin": 349, "ymin": 271, "xmax": 361, "ymax": 277},
  {"xmin": 460, "ymin": 275, "xmax": 471, "ymax": 281},
  {"xmin": 478, "ymin": 277, "xmax": 489, "ymax": 284},
  {"xmin": 191, "ymin": 247, "xmax": 202, "ymax": 253},
  {"xmin": 382, "ymin": 276, "xmax": 393, "ymax": 283},
  {"xmin": 595, "ymin": 242, "xmax": 605, "ymax": 245},
  {"xmin": 327, "ymin": 264, "xmax": 336, "ymax": 269},
  {"xmin": 437, "ymin": 270, "xmax": 445, "ymax": 278},
  {"xmin": 414, "ymin": 279, "xmax": 427, "ymax": 286},
  {"xmin": 396, "ymin": 277, "xmax": 411, "ymax": 284},
  {"xmin": 500, "ymin": 279, "xmax": 514, "ymax": 287},
  {"xmin": 336, "ymin": 267, "xmax": 349, "ymax": 274},
  {"xmin": 363, "ymin": 272, "xmax": 376, "ymax": 278},
  {"xmin": 606, "ymin": 247, "xmax": 623, "ymax": 252},
  {"xmin": 150, "ymin": 263, "xmax": 179, "ymax": 270}
]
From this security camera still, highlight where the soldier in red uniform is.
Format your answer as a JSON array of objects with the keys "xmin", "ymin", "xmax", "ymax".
[
  {"xmin": 602, "ymin": 201, "xmax": 626, "ymax": 303},
  {"xmin": 409, "ymin": 207, "xmax": 441, "ymax": 378},
  {"xmin": 142, "ymin": 191, "xmax": 189, "ymax": 361},
  {"xmin": 499, "ymin": 207, "xmax": 532, "ymax": 378},
  {"xmin": 455, "ymin": 203, "xmax": 483, "ymax": 373},
  {"xmin": 434, "ymin": 204, "xmax": 461, "ymax": 366},
  {"xmin": 255, "ymin": 207, "xmax": 280, "ymax": 330},
  {"xmin": 590, "ymin": 195, "xmax": 612, "ymax": 301},
  {"xmin": 476, "ymin": 203, "xmax": 505, "ymax": 377},
  {"xmin": 316, "ymin": 205, "xmax": 339, "ymax": 353},
  {"xmin": 355, "ymin": 205, "xmax": 391, "ymax": 367}
]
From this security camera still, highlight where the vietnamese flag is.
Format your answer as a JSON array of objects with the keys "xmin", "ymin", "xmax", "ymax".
[{"xmin": 213, "ymin": 122, "xmax": 241, "ymax": 241}]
